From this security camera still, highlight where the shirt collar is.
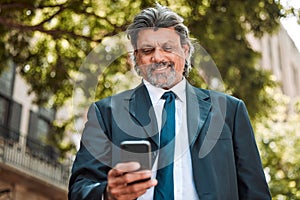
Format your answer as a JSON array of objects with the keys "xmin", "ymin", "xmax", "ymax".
[{"xmin": 143, "ymin": 78, "xmax": 186, "ymax": 104}]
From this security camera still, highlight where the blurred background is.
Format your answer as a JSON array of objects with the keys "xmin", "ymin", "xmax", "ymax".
[{"xmin": 0, "ymin": 0, "xmax": 299, "ymax": 199}]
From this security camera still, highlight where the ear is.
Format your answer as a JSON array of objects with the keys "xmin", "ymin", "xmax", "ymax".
[
  {"xmin": 182, "ymin": 44, "xmax": 190, "ymax": 58},
  {"xmin": 134, "ymin": 49, "xmax": 138, "ymax": 57},
  {"xmin": 134, "ymin": 49, "xmax": 139, "ymax": 63}
]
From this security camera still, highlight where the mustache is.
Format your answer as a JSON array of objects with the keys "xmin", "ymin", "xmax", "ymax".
[{"xmin": 150, "ymin": 61, "xmax": 175, "ymax": 69}]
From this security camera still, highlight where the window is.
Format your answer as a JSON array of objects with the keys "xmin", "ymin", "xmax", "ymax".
[
  {"xmin": 8, "ymin": 101, "xmax": 22, "ymax": 140},
  {"xmin": 0, "ymin": 60, "xmax": 15, "ymax": 97},
  {"xmin": 27, "ymin": 109, "xmax": 58, "ymax": 161},
  {"xmin": 292, "ymin": 64, "xmax": 299, "ymax": 95},
  {"xmin": 277, "ymin": 42, "xmax": 282, "ymax": 72},
  {"xmin": 39, "ymin": 107, "xmax": 56, "ymax": 121},
  {"xmin": 36, "ymin": 117, "xmax": 50, "ymax": 141},
  {"xmin": 0, "ymin": 95, "xmax": 22, "ymax": 141},
  {"xmin": 268, "ymin": 37, "xmax": 273, "ymax": 67},
  {"xmin": 0, "ymin": 97, "xmax": 9, "ymax": 126},
  {"xmin": 27, "ymin": 111, "xmax": 50, "ymax": 142}
]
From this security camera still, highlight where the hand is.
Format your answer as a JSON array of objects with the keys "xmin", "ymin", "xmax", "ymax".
[{"xmin": 106, "ymin": 162, "xmax": 157, "ymax": 200}]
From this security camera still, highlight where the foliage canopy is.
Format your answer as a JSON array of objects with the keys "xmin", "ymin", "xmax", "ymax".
[{"xmin": 0, "ymin": 0, "xmax": 285, "ymax": 117}]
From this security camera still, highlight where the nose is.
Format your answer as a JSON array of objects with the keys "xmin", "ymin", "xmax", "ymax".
[{"xmin": 152, "ymin": 48, "xmax": 165, "ymax": 62}]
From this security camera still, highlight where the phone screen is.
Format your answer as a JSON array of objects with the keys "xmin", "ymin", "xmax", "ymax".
[{"xmin": 120, "ymin": 140, "xmax": 151, "ymax": 170}]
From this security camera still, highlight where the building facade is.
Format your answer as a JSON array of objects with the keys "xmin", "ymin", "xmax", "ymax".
[
  {"xmin": 0, "ymin": 61, "xmax": 70, "ymax": 200},
  {"xmin": 249, "ymin": 24, "xmax": 300, "ymax": 99}
]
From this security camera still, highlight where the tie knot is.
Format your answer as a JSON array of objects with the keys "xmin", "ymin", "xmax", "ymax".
[{"xmin": 161, "ymin": 91, "xmax": 176, "ymax": 101}]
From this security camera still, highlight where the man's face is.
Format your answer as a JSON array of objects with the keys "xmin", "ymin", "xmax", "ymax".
[{"xmin": 135, "ymin": 28, "xmax": 189, "ymax": 89}]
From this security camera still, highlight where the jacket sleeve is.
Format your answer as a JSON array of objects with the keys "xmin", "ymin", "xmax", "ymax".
[
  {"xmin": 233, "ymin": 100, "xmax": 271, "ymax": 199},
  {"xmin": 68, "ymin": 103, "xmax": 112, "ymax": 200}
]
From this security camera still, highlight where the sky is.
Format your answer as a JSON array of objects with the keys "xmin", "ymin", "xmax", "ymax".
[{"xmin": 280, "ymin": 0, "xmax": 300, "ymax": 51}]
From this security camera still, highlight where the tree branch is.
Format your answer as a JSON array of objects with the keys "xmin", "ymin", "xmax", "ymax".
[
  {"xmin": 0, "ymin": 2, "xmax": 129, "ymax": 42},
  {"xmin": 0, "ymin": 16, "xmax": 127, "ymax": 43},
  {"xmin": 0, "ymin": 2, "xmax": 35, "ymax": 9},
  {"xmin": 0, "ymin": 2, "xmax": 65, "ymax": 10},
  {"xmin": 74, "ymin": 10, "xmax": 115, "ymax": 27},
  {"xmin": 0, "ymin": 16, "xmax": 96, "ymax": 41},
  {"xmin": 35, "ymin": 4, "xmax": 66, "ymax": 28}
]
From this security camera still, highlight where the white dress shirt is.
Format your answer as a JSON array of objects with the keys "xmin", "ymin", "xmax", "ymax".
[{"xmin": 139, "ymin": 79, "xmax": 199, "ymax": 200}]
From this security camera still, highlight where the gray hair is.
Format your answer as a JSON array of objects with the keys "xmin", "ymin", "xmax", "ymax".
[{"xmin": 127, "ymin": 3, "xmax": 194, "ymax": 76}]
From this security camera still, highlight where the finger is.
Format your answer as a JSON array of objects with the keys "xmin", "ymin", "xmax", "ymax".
[
  {"xmin": 124, "ymin": 170, "xmax": 152, "ymax": 185},
  {"xmin": 109, "ymin": 179, "xmax": 157, "ymax": 200},
  {"xmin": 109, "ymin": 162, "xmax": 141, "ymax": 178},
  {"xmin": 124, "ymin": 179, "xmax": 158, "ymax": 196},
  {"xmin": 115, "ymin": 162, "xmax": 141, "ymax": 173},
  {"xmin": 110, "ymin": 170, "xmax": 152, "ymax": 186}
]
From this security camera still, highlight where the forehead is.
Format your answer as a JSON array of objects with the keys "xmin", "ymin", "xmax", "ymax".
[{"xmin": 136, "ymin": 28, "xmax": 181, "ymax": 47}]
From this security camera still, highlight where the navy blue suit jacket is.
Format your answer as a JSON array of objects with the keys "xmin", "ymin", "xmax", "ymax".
[{"xmin": 68, "ymin": 82, "xmax": 271, "ymax": 200}]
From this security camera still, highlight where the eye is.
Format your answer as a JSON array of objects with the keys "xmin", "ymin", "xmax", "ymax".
[
  {"xmin": 163, "ymin": 46, "xmax": 173, "ymax": 52},
  {"xmin": 140, "ymin": 48, "xmax": 153, "ymax": 55}
]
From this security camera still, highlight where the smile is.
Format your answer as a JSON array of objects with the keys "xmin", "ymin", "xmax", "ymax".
[
  {"xmin": 151, "ymin": 62, "xmax": 174, "ymax": 72},
  {"xmin": 154, "ymin": 66, "xmax": 168, "ymax": 71}
]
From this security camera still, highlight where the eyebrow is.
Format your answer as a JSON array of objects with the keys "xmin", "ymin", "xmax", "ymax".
[{"xmin": 138, "ymin": 40, "xmax": 176, "ymax": 48}]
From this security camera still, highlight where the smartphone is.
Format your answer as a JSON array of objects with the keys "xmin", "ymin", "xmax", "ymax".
[{"xmin": 120, "ymin": 140, "xmax": 151, "ymax": 170}]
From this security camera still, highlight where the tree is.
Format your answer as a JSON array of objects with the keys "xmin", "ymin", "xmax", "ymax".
[
  {"xmin": 0, "ymin": 0, "xmax": 287, "ymax": 114},
  {"xmin": 255, "ymin": 89, "xmax": 300, "ymax": 199},
  {"xmin": 0, "ymin": 0, "xmax": 140, "ymax": 107}
]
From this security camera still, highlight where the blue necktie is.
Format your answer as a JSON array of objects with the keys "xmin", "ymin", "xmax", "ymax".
[{"xmin": 154, "ymin": 91, "xmax": 176, "ymax": 200}]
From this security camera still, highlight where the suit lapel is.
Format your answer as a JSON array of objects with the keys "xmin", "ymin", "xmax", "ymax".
[
  {"xmin": 127, "ymin": 84, "xmax": 159, "ymax": 150},
  {"xmin": 186, "ymin": 83, "xmax": 212, "ymax": 198},
  {"xmin": 186, "ymin": 83, "xmax": 211, "ymax": 147}
]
